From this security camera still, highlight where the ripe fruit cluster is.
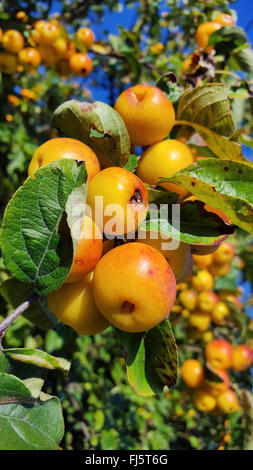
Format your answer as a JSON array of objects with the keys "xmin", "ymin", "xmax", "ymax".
[
  {"xmin": 174, "ymin": 240, "xmax": 242, "ymax": 333},
  {"xmin": 29, "ymin": 84, "xmax": 206, "ymax": 336},
  {"xmin": 0, "ymin": 18, "xmax": 95, "ymax": 77},
  {"xmin": 180, "ymin": 338, "xmax": 252, "ymax": 414}
]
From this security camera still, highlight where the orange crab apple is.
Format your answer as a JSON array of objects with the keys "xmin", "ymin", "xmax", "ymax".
[
  {"xmin": 28, "ymin": 137, "xmax": 100, "ymax": 183},
  {"xmin": 137, "ymin": 231, "xmax": 193, "ymax": 282},
  {"xmin": 195, "ymin": 21, "xmax": 222, "ymax": 50},
  {"xmin": 65, "ymin": 215, "xmax": 103, "ymax": 283},
  {"xmin": 86, "ymin": 167, "xmax": 149, "ymax": 237},
  {"xmin": 180, "ymin": 359, "xmax": 204, "ymax": 388},
  {"xmin": 2, "ymin": 29, "xmax": 24, "ymax": 53},
  {"xmin": 18, "ymin": 48, "xmax": 41, "ymax": 70},
  {"xmin": 178, "ymin": 289, "xmax": 198, "ymax": 311},
  {"xmin": 92, "ymin": 242, "xmax": 176, "ymax": 333},
  {"xmin": 76, "ymin": 27, "xmax": 95, "ymax": 48},
  {"xmin": 209, "ymin": 262, "xmax": 230, "ymax": 277},
  {"xmin": 232, "ymin": 345, "xmax": 252, "ymax": 371},
  {"xmin": 47, "ymin": 272, "xmax": 110, "ymax": 335},
  {"xmin": 39, "ymin": 21, "xmax": 61, "ymax": 45},
  {"xmin": 136, "ymin": 139, "xmax": 194, "ymax": 199},
  {"xmin": 114, "ymin": 84, "xmax": 175, "ymax": 146},
  {"xmin": 197, "ymin": 291, "xmax": 219, "ymax": 313},
  {"xmin": 205, "ymin": 339, "xmax": 233, "ymax": 370},
  {"xmin": 69, "ymin": 52, "xmax": 93, "ymax": 77}
]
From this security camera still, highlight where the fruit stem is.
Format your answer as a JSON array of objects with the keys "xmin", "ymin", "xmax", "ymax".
[{"xmin": 0, "ymin": 294, "xmax": 39, "ymax": 343}]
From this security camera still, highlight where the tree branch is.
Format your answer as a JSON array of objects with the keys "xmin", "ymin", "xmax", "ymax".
[{"xmin": 0, "ymin": 294, "xmax": 39, "ymax": 339}]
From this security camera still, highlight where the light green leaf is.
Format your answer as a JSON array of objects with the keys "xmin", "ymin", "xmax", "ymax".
[
  {"xmin": 3, "ymin": 348, "xmax": 70, "ymax": 375},
  {"xmin": 53, "ymin": 100, "xmax": 131, "ymax": 168},
  {"xmin": 159, "ymin": 159, "xmax": 253, "ymax": 235}
]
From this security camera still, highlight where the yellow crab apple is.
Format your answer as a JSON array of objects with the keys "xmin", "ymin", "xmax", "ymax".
[
  {"xmin": 192, "ymin": 387, "xmax": 217, "ymax": 411},
  {"xmin": 92, "ymin": 242, "xmax": 176, "ymax": 333},
  {"xmin": 178, "ymin": 289, "xmax": 198, "ymax": 311},
  {"xmin": 47, "ymin": 272, "xmax": 110, "ymax": 335},
  {"xmin": 28, "ymin": 137, "xmax": 100, "ymax": 183},
  {"xmin": 211, "ymin": 301, "xmax": 230, "ymax": 326},
  {"xmin": 188, "ymin": 312, "xmax": 211, "ymax": 332},
  {"xmin": 86, "ymin": 167, "xmax": 149, "ymax": 236},
  {"xmin": 136, "ymin": 139, "xmax": 194, "ymax": 199},
  {"xmin": 114, "ymin": 84, "xmax": 175, "ymax": 146},
  {"xmin": 191, "ymin": 270, "xmax": 214, "ymax": 292},
  {"xmin": 216, "ymin": 389, "xmax": 240, "ymax": 413},
  {"xmin": 197, "ymin": 291, "xmax": 219, "ymax": 313}
]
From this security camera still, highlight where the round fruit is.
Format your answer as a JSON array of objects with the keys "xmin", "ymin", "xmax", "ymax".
[
  {"xmin": 192, "ymin": 387, "xmax": 217, "ymax": 411},
  {"xmin": 180, "ymin": 359, "xmax": 204, "ymax": 388},
  {"xmin": 136, "ymin": 139, "xmax": 194, "ymax": 199},
  {"xmin": 86, "ymin": 167, "xmax": 149, "ymax": 236},
  {"xmin": 216, "ymin": 13, "xmax": 235, "ymax": 26},
  {"xmin": 191, "ymin": 270, "xmax": 214, "ymax": 292},
  {"xmin": 38, "ymin": 44, "xmax": 58, "ymax": 66},
  {"xmin": 211, "ymin": 301, "xmax": 230, "ymax": 326},
  {"xmin": 2, "ymin": 29, "xmax": 24, "ymax": 53},
  {"xmin": 137, "ymin": 232, "xmax": 193, "ymax": 282},
  {"xmin": 178, "ymin": 289, "xmax": 198, "ymax": 311},
  {"xmin": 195, "ymin": 21, "xmax": 222, "ymax": 49},
  {"xmin": 39, "ymin": 22, "xmax": 61, "ymax": 45},
  {"xmin": 65, "ymin": 216, "xmax": 103, "ymax": 283},
  {"xmin": 189, "ymin": 312, "xmax": 211, "ymax": 332},
  {"xmin": 193, "ymin": 253, "xmax": 213, "ymax": 269},
  {"xmin": 76, "ymin": 27, "xmax": 95, "ymax": 47},
  {"xmin": 69, "ymin": 53, "xmax": 93, "ymax": 77},
  {"xmin": 209, "ymin": 262, "xmax": 230, "ymax": 277},
  {"xmin": 205, "ymin": 339, "xmax": 233, "ymax": 370},
  {"xmin": 92, "ymin": 242, "xmax": 176, "ymax": 333},
  {"xmin": 212, "ymin": 241, "xmax": 235, "ymax": 264},
  {"xmin": 47, "ymin": 272, "xmax": 110, "ymax": 335},
  {"xmin": 28, "ymin": 137, "xmax": 100, "ymax": 182},
  {"xmin": 18, "ymin": 48, "xmax": 41, "ymax": 70},
  {"xmin": 216, "ymin": 389, "xmax": 240, "ymax": 413},
  {"xmin": 197, "ymin": 291, "xmax": 219, "ymax": 313},
  {"xmin": 232, "ymin": 345, "xmax": 252, "ymax": 371},
  {"xmin": 114, "ymin": 84, "xmax": 175, "ymax": 146}
]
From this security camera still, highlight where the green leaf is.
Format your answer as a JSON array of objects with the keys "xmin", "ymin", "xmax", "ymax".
[
  {"xmin": 117, "ymin": 319, "xmax": 178, "ymax": 396},
  {"xmin": 231, "ymin": 47, "xmax": 253, "ymax": 73},
  {"xmin": 3, "ymin": 348, "xmax": 70, "ymax": 375},
  {"xmin": 204, "ymin": 364, "xmax": 223, "ymax": 384},
  {"xmin": 177, "ymin": 83, "xmax": 237, "ymax": 139},
  {"xmin": 0, "ymin": 372, "xmax": 32, "ymax": 398},
  {"xmin": 175, "ymin": 120, "xmax": 246, "ymax": 164},
  {"xmin": 0, "ymin": 278, "xmax": 54, "ymax": 330},
  {"xmin": 208, "ymin": 26, "xmax": 248, "ymax": 54},
  {"xmin": 100, "ymin": 429, "xmax": 119, "ymax": 450},
  {"xmin": 155, "ymin": 73, "xmax": 184, "ymax": 102},
  {"xmin": 53, "ymin": 100, "xmax": 131, "ymax": 168},
  {"xmin": 159, "ymin": 159, "xmax": 253, "ymax": 235},
  {"xmin": 0, "ymin": 159, "xmax": 87, "ymax": 296},
  {"xmin": 0, "ymin": 390, "xmax": 64, "ymax": 450},
  {"xmin": 123, "ymin": 153, "xmax": 138, "ymax": 173},
  {"xmin": 140, "ymin": 200, "xmax": 234, "ymax": 245}
]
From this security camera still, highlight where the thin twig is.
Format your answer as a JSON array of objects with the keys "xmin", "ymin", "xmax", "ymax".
[{"xmin": 0, "ymin": 294, "xmax": 39, "ymax": 339}]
